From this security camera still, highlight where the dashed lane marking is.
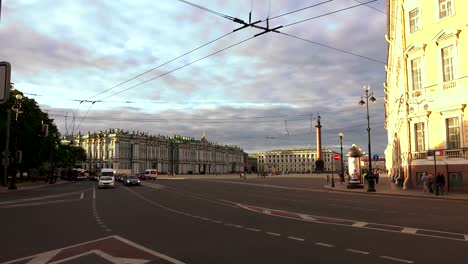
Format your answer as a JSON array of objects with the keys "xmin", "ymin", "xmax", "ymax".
[
  {"xmin": 352, "ymin": 222, "xmax": 368, "ymax": 227},
  {"xmin": 346, "ymin": 249, "xmax": 370, "ymax": 255},
  {"xmin": 379, "ymin": 256, "xmax": 414, "ymax": 263},
  {"xmin": 246, "ymin": 228, "xmax": 261, "ymax": 232},
  {"xmin": 401, "ymin": 227, "xmax": 418, "ymax": 234},
  {"xmin": 266, "ymin": 232, "xmax": 281, "ymax": 237},
  {"xmin": 315, "ymin": 242, "xmax": 335, "ymax": 248},
  {"xmin": 287, "ymin": 236, "xmax": 305, "ymax": 241},
  {"xmin": 234, "ymin": 202, "xmax": 468, "ymax": 242},
  {"xmin": 80, "ymin": 192, "xmax": 84, "ymax": 200}
]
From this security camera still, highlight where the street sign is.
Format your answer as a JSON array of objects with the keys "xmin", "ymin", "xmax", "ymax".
[
  {"xmin": 0, "ymin": 61, "xmax": 11, "ymax": 104},
  {"xmin": 334, "ymin": 153, "xmax": 340, "ymax": 160},
  {"xmin": 373, "ymin": 154, "xmax": 379, "ymax": 161}
]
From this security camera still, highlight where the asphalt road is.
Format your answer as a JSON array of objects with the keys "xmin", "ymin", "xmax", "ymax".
[{"xmin": 1, "ymin": 177, "xmax": 467, "ymax": 264}]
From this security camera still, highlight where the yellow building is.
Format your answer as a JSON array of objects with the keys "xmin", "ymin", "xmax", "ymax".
[
  {"xmin": 385, "ymin": 0, "xmax": 468, "ymax": 192},
  {"xmin": 257, "ymin": 149, "xmax": 340, "ymax": 174}
]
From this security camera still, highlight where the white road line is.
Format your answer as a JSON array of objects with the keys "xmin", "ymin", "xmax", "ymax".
[
  {"xmin": 224, "ymin": 223, "xmax": 243, "ymax": 228},
  {"xmin": 93, "ymin": 186, "xmax": 96, "ymax": 200},
  {"xmin": 266, "ymin": 232, "xmax": 281, "ymax": 236},
  {"xmin": 315, "ymin": 242, "xmax": 334, "ymax": 248},
  {"xmin": 263, "ymin": 209, "xmax": 272, "ymax": 214},
  {"xmin": 80, "ymin": 192, "xmax": 84, "ymax": 200},
  {"xmin": 288, "ymin": 236, "xmax": 305, "ymax": 241},
  {"xmin": 104, "ymin": 228, "xmax": 112, "ymax": 232},
  {"xmin": 352, "ymin": 222, "xmax": 368, "ymax": 227},
  {"xmin": 465, "ymin": 235, "xmax": 468, "ymax": 241},
  {"xmin": 212, "ymin": 220, "xmax": 223, "ymax": 224},
  {"xmin": 246, "ymin": 228, "xmax": 261, "ymax": 232},
  {"xmin": 346, "ymin": 249, "xmax": 370, "ymax": 255},
  {"xmin": 299, "ymin": 214, "xmax": 317, "ymax": 221},
  {"xmin": 401, "ymin": 227, "xmax": 418, "ymax": 234},
  {"xmin": 380, "ymin": 256, "xmax": 414, "ymax": 263}
]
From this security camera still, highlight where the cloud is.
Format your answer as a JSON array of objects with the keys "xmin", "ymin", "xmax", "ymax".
[{"xmin": 5, "ymin": 0, "xmax": 389, "ymax": 156}]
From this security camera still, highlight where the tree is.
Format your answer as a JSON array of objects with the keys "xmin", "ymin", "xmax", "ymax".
[
  {"xmin": 1, "ymin": 89, "xmax": 60, "ymax": 179},
  {"xmin": 55, "ymin": 144, "xmax": 87, "ymax": 168}
]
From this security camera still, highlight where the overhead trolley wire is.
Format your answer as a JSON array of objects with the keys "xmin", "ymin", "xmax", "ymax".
[
  {"xmin": 269, "ymin": 0, "xmax": 333, "ymax": 20},
  {"xmin": 176, "ymin": 0, "xmax": 238, "ymax": 21},
  {"xmin": 89, "ymin": 31, "xmax": 235, "ymax": 100},
  {"xmin": 279, "ymin": 32, "xmax": 386, "ymax": 64},
  {"xmin": 96, "ymin": 35, "xmax": 256, "ymax": 101},
  {"xmin": 282, "ymin": 0, "xmax": 378, "ymax": 28},
  {"xmin": 353, "ymin": 0, "xmax": 386, "ymax": 14}
]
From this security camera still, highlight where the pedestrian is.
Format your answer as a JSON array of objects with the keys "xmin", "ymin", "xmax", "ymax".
[
  {"xmin": 326, "ymin": 174, "xmax": 330, "ymax": 184},
  {"xmin": 428, "ymin": 173, "xmax": 434, "ymax": 193},
  {"xmin": 339, "ymin": 173, "xmax": 344, "ymax": 184},
  {"xmin": 374, "ymin": 169, "xmax": 380, "ymax": 184},
  {"xmin": 421, "ymin": 172, "xmax": 429, "ymax": 193},
  {"xmin": 436, "ymin": 173, "xmax": 445, "ymax": 195}
]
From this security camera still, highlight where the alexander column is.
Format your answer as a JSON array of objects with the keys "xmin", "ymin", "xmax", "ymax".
[{"xmin": 315, "ymin": 115, "xmax": 324, "ymax": 172}]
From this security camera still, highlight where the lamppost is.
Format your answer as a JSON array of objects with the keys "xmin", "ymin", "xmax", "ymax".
[
  {"xmin": 359, "ymin": 84, "xmax": 376, "ymax": 192},
  {"xmin": 9, "ymin": 94, "xmax": 23, "ymax": 190},
  {"xmin": 339, "ymin": 132, "xmax": 344, "ymax": 179}
]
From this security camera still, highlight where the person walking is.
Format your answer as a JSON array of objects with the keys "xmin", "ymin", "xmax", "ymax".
[
  {"xmin": 428, "ymin": 173, "xmax": 434, "ymax": 193},
  {"xmin": 421, "ymin": 172, "xmax": 429, "ymax": 193},
  {"xmin": 436, "ymin": 173, "xmax": 445, "ymax": 195}
]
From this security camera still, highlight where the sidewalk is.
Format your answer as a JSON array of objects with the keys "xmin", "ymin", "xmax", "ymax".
[
  {"xmin": 0, "ymin": 179, "xmax": 67, "ymax": 193},
  {"xmin": 323, "ymin": 176, "xmax": 468, "ymax": 201}
]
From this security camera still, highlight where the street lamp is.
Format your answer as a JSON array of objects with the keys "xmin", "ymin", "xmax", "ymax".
[
  {"xmin": 9, "ymin": 94, "xmax": 23, "ymax": 190},
  {"xmin": 339, "ymin": 132, "xmax": 344, "ymax": 181},
  {"xmin": 359, "ymin": 84, "xmax": 376, "ymax": 192}
]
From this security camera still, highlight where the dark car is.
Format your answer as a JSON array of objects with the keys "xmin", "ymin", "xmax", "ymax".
[{"xmin": 124, "ymin": 175, "xmax": 141, "ymax": 186}]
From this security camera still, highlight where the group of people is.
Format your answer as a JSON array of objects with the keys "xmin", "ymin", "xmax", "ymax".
[{"xmin": 421, "ymin": 172, "xmax": 446, "ymax": 195}]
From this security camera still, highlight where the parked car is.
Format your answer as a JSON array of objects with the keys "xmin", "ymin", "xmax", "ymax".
[
  {"xmin": 138, "ymin": 172, "xmax": 148, "ymax": 180},
  {"xmin": 124, "ymin": 175, "xmax": 141, "ymax": 186},
  {"xmin": 98, "ymin": 176, "xmax": 115, "ymax": 188}
]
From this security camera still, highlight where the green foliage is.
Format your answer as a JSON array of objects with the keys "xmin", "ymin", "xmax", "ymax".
[
  {"xmin": 55, "ymin": 144, "xmax": 87, "ymax": 167},
  {"xmin": 0, "ymin": 89, "xmax": 77, "ymax": 173}
]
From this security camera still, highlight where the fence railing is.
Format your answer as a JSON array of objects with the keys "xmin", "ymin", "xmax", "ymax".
[{"xmin": 411, "ymin": 148, "xmax": 468, "ymax": 160}]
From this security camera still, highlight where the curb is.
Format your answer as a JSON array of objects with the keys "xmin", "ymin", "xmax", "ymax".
[
  {"xmin": 323, "ymin": 185, "xmax": 468, "ymax": 201},
  {"xmin": 0, "ymin": 180, "xmax": 68, "ymax": 193}
]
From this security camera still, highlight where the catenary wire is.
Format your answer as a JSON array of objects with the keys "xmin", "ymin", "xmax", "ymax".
[
  {"xmin": 176, "ymin": 0, "xmax": 237, "ymax": 21},
  {"xmin": 269, "ymin": 0, "xmax": 333, "ymax": 20},
  {"xmin": 353, "ymin": 0, "xmax": 386, "ymax": 14},
  {"xmin": 96, "ymin": 35, "xmax": 256, "ymax": 101},
  {"xmin": 282, "ymin": 0, "xmax": 378, "ymax": 28},
  {"xmin": 279, "ymin": 32, "xmax": 386, "ymax": 64},
  {"xmin": 89, "ymin": 31, "xmax": 235, "ymax": 100}
]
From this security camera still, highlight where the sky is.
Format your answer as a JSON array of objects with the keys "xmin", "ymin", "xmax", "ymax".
[{"xmin": 0, "ymin": 0, "xmax": 388, "ymax": 156}]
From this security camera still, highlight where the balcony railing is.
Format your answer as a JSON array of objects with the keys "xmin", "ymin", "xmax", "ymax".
[{"xmin": 411, "ymin": 148, "xmax": 468, "ymax": 160}]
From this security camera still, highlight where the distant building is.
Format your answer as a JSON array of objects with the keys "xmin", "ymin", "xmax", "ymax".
[
  {"xmin": 257, "ymin": 149, "xmax": 339, "ymax": 174},
  {"xmin": 70, "ymin": 129, "xmax": 244, "ymax": 175},
  {"xmin": 385, "ymin": 0, "xmax": 468, "ymax": 191},
  {"xmin": 244, "ymin": 154, "xmax": 258, "ymax": 173}
]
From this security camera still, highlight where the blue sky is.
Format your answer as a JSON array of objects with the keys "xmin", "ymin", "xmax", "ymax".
[{"xmin": 0, "ymin": 0, "xmax": 388, "ymax": 156}]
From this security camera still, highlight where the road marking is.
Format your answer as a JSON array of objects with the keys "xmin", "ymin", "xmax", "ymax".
[
  {"xmin": 266, "ymin": 232, "xmax": 281, "ymax": 236},
  {"xmin": 212, "ymin": 220, "xmax": 223, "ymax": 224},
  {"xmin": 104, "ymin": 228, "xmax": 112, "ymax": 232},
  {"xmin": 80, "ymin": 192, "xmax": 84, "ymax": 200},
  {"xmin": 315, "ymin": 242, "xmax": 334, "ymax": 248},
  {"xmin": 380, "ymin": 256, "xmax": 414, "ymax": 263},
  {"xmin": 263, "ymin": 209, "xmax": 271, "ymax": 214},
  {"xmin": 288, "ymin": 236, "xmax": 305, "ymax": 241},
  {"xmin": 0, "ymin": 190, "xmax": 87, "ymax": 205},
  {"xmin": 352, "ymin": 222, "xmax": 368, "ymax": 227},
  {"xmin": 465, "ymin": 235, "xmax": 468, "ymax": 241},
  {"xmin": 401, "ymin": 227, "xmax": 418, "ymax": 234},
  {"xmin": 299, "ymin": 214, "xmax": 317, "ymax": 221},
  {"xmin": 346, "ymin": 249, "xmax": 370, "ymax": 255},
  {"xmin": 93, "ymin": 186, "xmax": 96, "ymax": 199},
  {"xmin": 224, "ymin": 223, "xmax": 243, "ymax": 228},
  {"xmin": 246, "ymin": 228, "xmax": 261, "ymax": 232}
]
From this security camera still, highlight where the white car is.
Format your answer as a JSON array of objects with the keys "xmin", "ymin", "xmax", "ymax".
[{"xmin": 98, "ymin": 176, "xmax": 115, "ymax": 188}]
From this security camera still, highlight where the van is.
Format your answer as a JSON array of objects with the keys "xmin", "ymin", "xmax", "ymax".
[
  {"xmin": 145, "ymin": 169, "xmax": 158, "ymax": 180},
  {"xmin": 100, "ymin": 168, "xmax": 115, "ymax": 180}
]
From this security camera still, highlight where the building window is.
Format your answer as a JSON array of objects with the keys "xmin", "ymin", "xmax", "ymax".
[
  {"xmin": 414, "ymin": 122, "xmax": 425, "ymax": 151},
  {"xmin": 441, "ymin": 45, "xmax": 456, "ymax": 82},
  {"xmin": 448, "ymin": 172, "xmax": 463, "ymax": 190},
  {"xmin": 438, "ymin": 0, "xmax": 453, "ymax": 20},
  {"xmin": 446, "ymin": 117, "xmax": 460, "ymax": 149},
  {"xmin": 409, "ymin": 8, "xmax": 420, "ymax": 33},
  {"xmin": 410, "ymin": 57, "xmax": 422, "ymax": 90}
]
